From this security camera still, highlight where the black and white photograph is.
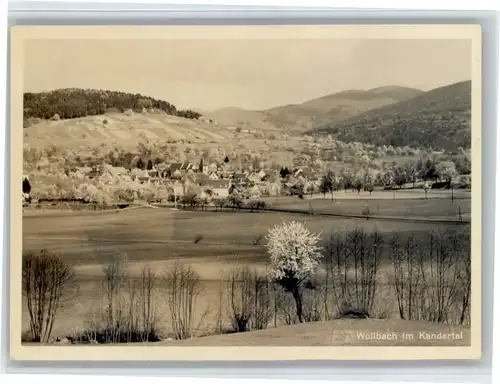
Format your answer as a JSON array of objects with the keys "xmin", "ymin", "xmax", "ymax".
[{"xmin": 10, "ymin": 25, "xmax": 482, "ymax": 360}]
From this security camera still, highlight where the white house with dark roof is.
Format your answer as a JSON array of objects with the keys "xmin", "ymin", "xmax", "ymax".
[
  {"xmin": 208, "ymin": 172, "xmax": 220, "ymax": 180},
  {"xmin": 203, "ymin": 179, "xmax": 232, "ymax": 198},
  {"xmin": 168, "ymin": 163, "xmax": 184, "ymax": 179},
  {"xmin": 133, "ymin": 169, "xmax": 151, "ymax": 184},
  {"xmin": 166, "ymin": 162, "xmax": 197, "ymax": 179}
]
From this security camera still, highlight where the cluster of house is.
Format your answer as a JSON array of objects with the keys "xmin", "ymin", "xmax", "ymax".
[
  {"xmin": 21, "ymin": 158, "xmax": 325, "ymax": 205},
  {"xmin": 77, "ymin": 161, "xmax": 301, "ymax": 199}
]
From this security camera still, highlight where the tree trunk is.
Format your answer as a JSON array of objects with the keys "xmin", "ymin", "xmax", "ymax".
[{"xmin": 291, "ymin": 286, "xmax": 303, "ymax": 323}]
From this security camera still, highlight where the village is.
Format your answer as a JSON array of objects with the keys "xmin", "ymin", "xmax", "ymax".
[
  {"xmin": 21, "ymin": 154, "xmax": 329, "ymax": 207},
  {"xmin": 21, "ymin": 148, "xmax": 472, "ymax": 209}
]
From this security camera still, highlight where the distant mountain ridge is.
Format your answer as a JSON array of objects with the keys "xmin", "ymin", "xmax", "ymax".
[
  {"xmin": 367, "ymin": 86, "xmax": 425, "ymax": 102},
  {"xmin": 310, "ymin": 80, "xmax": 472, "ymax": 151},
  {"xmin": 205, "ymin": 85, "xmax": 424, "ymax": 133}
]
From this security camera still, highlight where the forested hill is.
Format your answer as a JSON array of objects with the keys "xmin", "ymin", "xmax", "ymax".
[
  {"xmin": 309, "ymin": 80, "xmax": 472, "ymax": 151},
  {"xmin": 23, "ymin": 88, "xmax": 201, "ymax": 125}
]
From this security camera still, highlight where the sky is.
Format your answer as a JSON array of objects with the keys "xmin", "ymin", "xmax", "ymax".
[{"xmin": 23, "ymin": 38, "xmax": 471, "ymax": 111}]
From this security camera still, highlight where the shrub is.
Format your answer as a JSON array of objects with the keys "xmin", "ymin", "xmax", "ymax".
[
  {"xmin": 301, "ymin": 287, "xmax": 325, "ymax": 322},
  {"xmin": 177, "ymin": 109, "xmax": 202, "ymax": 119},
  {"xmin": 227, "ymin": 194, "xmax": 243, "ymax": 210},
  {"xmin": 272, "ymin": 284, "xmax": 299, "ymax": 325},
  {"xmin": 227, "ymin": 267, "xmax": 272, "ymax": 332},
  {"xmin": 250, "ymin": 275, "xmax": 272, "ymax": 330},
  {"xmin": 214, "ymin": 198, "xmax": 226, "ymax": 211},
  {"xmin": 252, "ymin": 234, "xmax": 264, "ymax": 246}
]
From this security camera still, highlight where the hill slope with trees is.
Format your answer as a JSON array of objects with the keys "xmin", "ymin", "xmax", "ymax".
[
  {"xmin": 310, "ymin": 80, "xmax": 471, "ymax": 151},
  {"xmin": 23, "ymin": 88, "xmax": 201, "ymax": 127}
]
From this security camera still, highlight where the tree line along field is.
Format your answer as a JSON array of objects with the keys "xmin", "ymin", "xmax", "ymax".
[{"xmin": 22, "ymin": 200, "xmax": 471, "ymax": 344}]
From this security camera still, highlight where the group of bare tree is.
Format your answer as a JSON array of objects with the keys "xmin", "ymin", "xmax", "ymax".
[
  {"xmin": 22, "ymin": 252, "xmax": 208, "ymax": 343},
  {"xmin": 320, "ymin": 227, "xmax": 471, "ymax": 325},
  {"xmin": 22, "ymin": 226, "xmax": 471, "ymax": 344},
  {"xmin": 324, "ymin": 229, "xmax": 384, "ymax": 318},
  {"xmin": 389, "ymin": 229, "xmax": 471, "ymax": 324},
  {"xmin": 217, "ymin": 227, "xmax": 471, "ymax": 329}
]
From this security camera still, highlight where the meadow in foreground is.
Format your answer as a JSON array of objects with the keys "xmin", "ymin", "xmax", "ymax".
[{"xmin": 22, "ymin": 199, "xmax": 471, "ymax": 345}]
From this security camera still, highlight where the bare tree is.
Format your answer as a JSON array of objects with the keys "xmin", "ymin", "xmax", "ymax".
[
  {"xmin": 389, "ymin": 233, "xmax": 423, "ymax": 320},
  {"xmin": 389, "ymin": 228, "xmax": 471, "ymax": 324},
  {"xmin": 458, "ymin": 240, "xmax": 471, "ymax": 325},
  {"xmin": 420, "ymin": 229, "xmax": 470, "ymax": 324},
  {"xmin": 139, "ymin": 266, "xmax": 158, "ymax": 340},
  {"xmin": 102, "ymin": 254, "xmax": 128, "ymax": 341},
  {"xmin": 301, "ymin": 284, "xmax": 324, "ymax": 322},
  {"xmin": 273, "ymin": 284, "xmax": 300, "ymax": 325},
  {"xmin": 225, "ymin": 266, "xmax": 273, "ymax": 332},
  {"xmin": 79, "ymin": 256, "xmax": 161, "ymax": 344},
  {"xmin": 215, "ymin": 277, "xmax": 225, "ymax": 334},
  {"xmin": 227, "ymin": 268, "xmax": 254, "ymax": 332},
  {"xmin": 22, "ymin": 250, "xmax": 76, "ymax": 342},
  {"xmin": 324, "ymin": 232, "xmax": 348, "ymax": 316},
  {"xmin": 325, "ymin": 229, "xmax": 383, "ymax": 317},
  {"xmin": 164, "ymin": 262, "xmax": 206, "ymax": 340}
]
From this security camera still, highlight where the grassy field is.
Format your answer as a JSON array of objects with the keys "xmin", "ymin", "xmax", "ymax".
[
  {"xmin": 263, "ymin": 191, "xmax": 471, "ymax": 221},
  {"xmin": 21, "ymin": 198, "xmax": 471, "ymax": 343}
]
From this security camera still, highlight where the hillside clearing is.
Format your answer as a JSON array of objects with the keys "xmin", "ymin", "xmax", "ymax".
[{"xmin": 24, "ymin": 112, "xmax": 235, "ymax": 150}]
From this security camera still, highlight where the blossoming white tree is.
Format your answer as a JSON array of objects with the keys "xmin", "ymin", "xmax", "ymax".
[{"xmin": 265, "ymin": 221, "xmax": 323, "ymax": 323}]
